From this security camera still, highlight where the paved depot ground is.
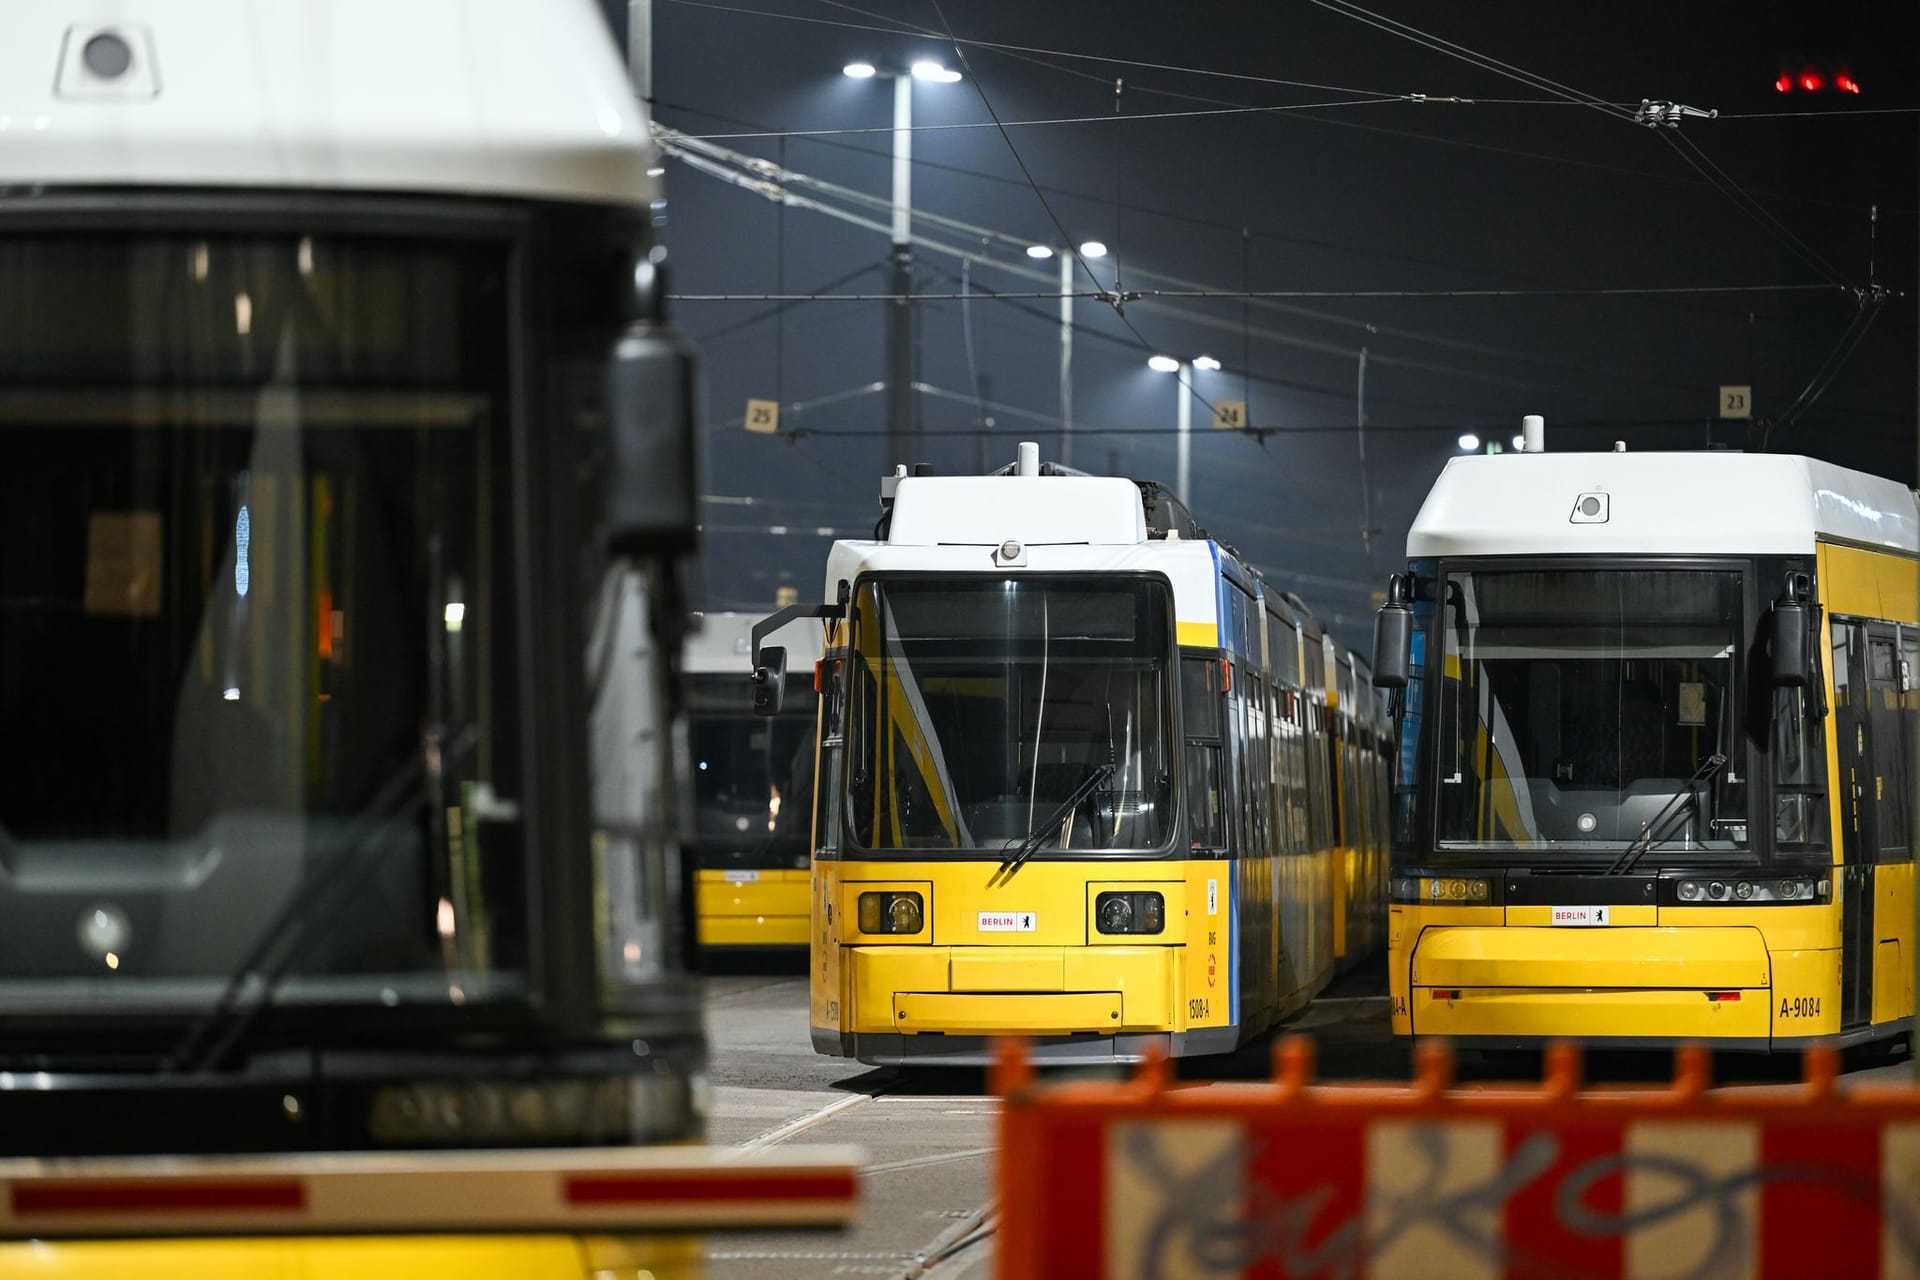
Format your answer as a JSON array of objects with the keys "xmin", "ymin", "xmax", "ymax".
[{"xmin": 698, "ymin": 965, "xmax": 1912, "ymax": 1279}]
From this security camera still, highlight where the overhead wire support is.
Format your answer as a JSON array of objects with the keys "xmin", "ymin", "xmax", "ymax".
[{"xmin": 1634, "ymin": 100, "xmax": 1718, "ymax": 128}]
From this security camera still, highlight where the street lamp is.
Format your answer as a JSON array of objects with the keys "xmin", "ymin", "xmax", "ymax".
[
  {"xmin": 843, "ymin": 58, "xmax": 962, "ymax": 468},
  {"xmin": 1034, "ymin": 240, "xmax": 1113, "ymax": 468},
  {"xmin": 1151, "ymin": 354, "xmax": 1216, "ymax": 503}
]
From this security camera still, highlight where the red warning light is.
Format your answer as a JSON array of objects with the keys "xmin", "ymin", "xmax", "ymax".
[
  {"xmin": 1836, "ymin": 73, "xmax": 1861, "ymax": 94},
  {"xmin": 1800, "ymin": 71, "xmax": 1823, "ymax": 91},
  {"xmin": 1774, "ymin": 73, "xmax": 1792, "ymax": 93}
]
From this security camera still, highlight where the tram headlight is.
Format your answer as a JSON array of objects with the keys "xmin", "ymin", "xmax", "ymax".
[
  {"xmin": 1095, "ymin": 891, "xmax": 1165, "ymax": 935},
  {"xmin": 1429, "ymin": 877, "xmax": 1491, "ymax": 903},
  {"xmin": 858, "ymin": 891, "xmax": 925, "ymax": 935},
  {"xmin": 1670, "ymin": 875, "xmax": 1825, "ymax": 904},
  {"xmin": 1390, "ymin": 876, "xmax": 1494, "ymax": 904}
]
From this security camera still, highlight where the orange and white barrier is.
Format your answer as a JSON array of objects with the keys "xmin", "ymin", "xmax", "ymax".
[
  {"xmin": 994, "ymin": 1039, "xmax": 1920, "ymax": 1280},
  {"xmin": 0, "ymin": 1144, "xmax": 860, "ymax": 1238}
]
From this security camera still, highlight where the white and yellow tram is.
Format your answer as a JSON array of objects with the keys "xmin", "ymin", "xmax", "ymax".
[
  {"xmin": 756, "ymin": 446, "xmax": 1390, "ymax": 1064},
  {"xmin": 1374, "ymin": 433, "xmax": 1919, "ymax": 1050}
]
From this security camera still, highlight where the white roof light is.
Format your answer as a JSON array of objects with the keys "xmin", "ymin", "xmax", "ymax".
[
  {"xmin": 843, "ymin": 62, "xmax": 877, "ymax": 78},
  {"xmin": 1458, "ymin": 432, "xmax": 1481, "ymax": 452},
  {"xmin": 1192, "ymin": 355, "xmax": 1222, "ymax": 371},
  {"xmin": 1512, "ymin": 434, "xmax": 1526, "ymax": 451},
  {"xmin": 1148, "ymin": 355, "xmax": 1180, "ymax": 373},
  {"xmin": 1078, "ymin": 240, "xmax": 1108, "ymax": 259},
  {"xmin": 1025, "ymin": 244, "xmax": 1054, "ymax": 259},
  {"xmin": 911, "ymin": 61, "xmax": 961, "ymax": 83}
]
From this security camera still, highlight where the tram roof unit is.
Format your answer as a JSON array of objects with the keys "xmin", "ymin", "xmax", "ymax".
[
  {"xmin": 0, "ymin": 0, "xmax": 656, "ymax": 204},
  {"xmin": 824, "ymin": 465, "xmax": 1315, "ymax": 650},
  {"xmin": 1407, "ymin": 450, "xmax": 1920, "ymax": 559},
  {"xmin": 687, "ymin": 610, "xmax": 822, "ymax": 675}
]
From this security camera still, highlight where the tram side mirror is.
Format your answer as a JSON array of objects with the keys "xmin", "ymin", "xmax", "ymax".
[
  {"xmin": 752, "ymin": 647, "xmax": 789, "ymax": 716},
  {"xmin": 1768, "ymin": 600, "xmax": 1810, "ymax": 688},
  {"xmin": 1371, "ymin": 574, "xmax": 1414, "ymax": 690},
  {"xmin": 604, "ymin": 321, "xmax": 698, "ymax": 553}
]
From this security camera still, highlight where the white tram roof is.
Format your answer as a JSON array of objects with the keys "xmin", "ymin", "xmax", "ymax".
[
  {"xmin": 686, "ymin": 610, "xmax": 822, "ymax": 675},
  {"xmin": 0, "ymin": 0, "xmax": 656, "ymax": 205},
  {"xmin": 1407, "ymin": 450, "xmax": 1920, "ymax": 559},
  {"xmin": 826, "ymin": 474, "xmax": 1227, "ymax": 646}
]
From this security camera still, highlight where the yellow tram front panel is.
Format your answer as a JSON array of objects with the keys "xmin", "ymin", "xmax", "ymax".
[
  {"xmin": 1397, "ymin": 899, "xmax": 1847, "ymax": 1043},
  {"xmin": 694, "ymin": 868, "xmax": 811, "ymax": 948},
  {"xmin": 811, "ymin": 859, "xmax": 1239, "ymax": 1053}
]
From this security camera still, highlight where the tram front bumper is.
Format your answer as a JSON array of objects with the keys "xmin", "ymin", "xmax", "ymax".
[
  {"xmin": 1407, "ymin": 925, "xmax": 1775, "ymax": 1044},
  {"xmin": 837, "ymin": 944, "xmax": 1185, "ymax": 1054}
]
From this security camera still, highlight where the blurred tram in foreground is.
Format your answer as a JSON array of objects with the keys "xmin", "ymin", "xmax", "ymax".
[
  {"xmin": 687, "ymin": 612, "xmax": 818, "ymax": 956},
  {"xmin": 755, "ymin": 445, "xmax": 1388, "ymax": 1065},
  {"xmin": 0, "ymin": 3, "xmax": 861, "ymax": 1276},
  {"xmin": 1373, "ymin": 427, "xmax": 1920, "ymax": 1051}
]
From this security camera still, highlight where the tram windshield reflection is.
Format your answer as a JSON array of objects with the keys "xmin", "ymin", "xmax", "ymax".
[
  {"xmin": 1435, "ymin": 567, "xmax": 1748, "ymax": 852},
  {"xmin": 844, "ymin": 577, "xmax": 1174, "ymax": 854}
]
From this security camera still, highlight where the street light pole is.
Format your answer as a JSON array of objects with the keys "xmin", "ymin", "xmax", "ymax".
[
  {"xmin": 886, "ymin": 74, "xmax": 914, "ymax": 471},
  {"xmin": 1058, "ymin": 252, "xmax": 1073, "ymax": 467},
  {"xmin": 1176, "ymin": 361, "xmax": 1192, "ymax": 504}
]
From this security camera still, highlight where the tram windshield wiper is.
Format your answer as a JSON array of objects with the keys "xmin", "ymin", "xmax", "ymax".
[
  {"xmin": 996, "ymin": 764, "xmax": 1114, "ymax": 880},
  {"xmin": 1606, "ymin": 752, "xmax": 1727, "ymax": 875},
  {"xmin": 158, "ymin": 738, "xmax": 459, "ymax": 1075}
]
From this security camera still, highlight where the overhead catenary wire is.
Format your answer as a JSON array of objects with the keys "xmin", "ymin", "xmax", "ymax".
[
  {"xmin": 661, "ymin": 0, "xmax": 1417, "ymax": 100},
  {"xmin": 918, "ymin": 0, "xmax": 1225, "ymax": 423},
  {"xmin": 1306, "ymin": 0, "xmax": 1638, "ymax": 125},
  {"xmin": 676, "ymin": 94, "xmax": 1411, "ymax": 140},
  {"xmin": 1655, "ymin": 130, "xmax": 1856, "ymax": 289},
  {"xmin": 656, "ymin": 125, "xmax": 1808, "ymax": 403},
  {"xmin": 671, "ymin": 283, "xmax": 1846, "ymax": 302}
]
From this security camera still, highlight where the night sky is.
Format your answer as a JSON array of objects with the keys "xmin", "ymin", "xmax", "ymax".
[{"xmin": 629, "ymin": 0, "xmax": 1918, "ymax": 643}]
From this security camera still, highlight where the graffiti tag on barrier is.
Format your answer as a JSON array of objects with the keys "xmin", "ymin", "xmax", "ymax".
[{"xmin": 1114, "ymin": 1123, "xmax": 1920, "ymax": 1280}]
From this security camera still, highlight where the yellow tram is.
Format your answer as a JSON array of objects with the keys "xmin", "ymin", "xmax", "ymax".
[
  {"xmin": 1373, "ymin": 431, "xmax": 1919, "ymax": 1050},
  {"xmin": 754, "ymin": 446, "xmax": 1389, "ymax": 1064},
  {"xmin": 687, "ymin": 612, "xmax": 819, "ymax": 954}
]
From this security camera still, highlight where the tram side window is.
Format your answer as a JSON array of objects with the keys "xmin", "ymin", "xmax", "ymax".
[
  {"xmin": 1183, "ymin": 657, "xmax": 1226, "ymax": 852},
  {"xmin": 1870, "ymin": 634, "xmax": 1910, "ymax": 861}
]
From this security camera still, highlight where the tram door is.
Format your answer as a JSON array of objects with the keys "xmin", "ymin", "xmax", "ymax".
[{"xmin": 1833, "ymin": 621, "xmax": 1912, "ymax": 1030}]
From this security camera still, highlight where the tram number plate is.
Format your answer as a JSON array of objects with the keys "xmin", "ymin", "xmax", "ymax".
[
  {"xmin": 979, "ymin": 911, "xmax": 1036, "ymax": 932},
  {"xmin": 723, "ymin": 870, "xmax": 760, "ymax": 884},
  {"xmin": 1551, "ymin": 905, "xmax": 1610, "ymax": 926}
]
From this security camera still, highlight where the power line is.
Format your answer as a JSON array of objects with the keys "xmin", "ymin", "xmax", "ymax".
[
  {"xmin": 1307, "ymin": 0, "xmax": 1637, "ymax": 125},
  {"xmin": 1655, "ymin": 131, "xmax": 1856, "ymax": 288},
  {"xmin": 676, "ymin": 94, "xmax": 1410, "ymax": 140},
  {"xmin": 1717, "ymin": 107, "xmax": 1920, "ymax": 120},
  {"xmin": 919, "ymin": 0, "xmax": 1226, "ymax": 424},
  {"xmin": 671, "ymin": 282, "xmax": 1845, "ymax": 302},
  {"xmin": 660, "ymin": 0, "xmax": 1413, "ymax": 100},
  {"xmin": 658, "ymin": 127, "xmax": 1754, "ymax": 402}
]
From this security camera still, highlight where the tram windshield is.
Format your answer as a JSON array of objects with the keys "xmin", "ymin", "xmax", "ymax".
[
  {"xmin": 690, "ymin": 678, "xmax": 815, "ymax": 864},
  {"xmin": 845, "ymin": 577, "xmax": 1175, "ymax": 854},
  {"xmin": 0, "ymin": 231, "xmax": 527, "ymax": 1011},
  {"xmin": 1435, "ymin": 567, "xmax": 1748, "ymax": 852}
]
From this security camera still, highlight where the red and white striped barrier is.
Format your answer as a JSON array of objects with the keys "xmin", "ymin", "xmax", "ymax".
[
  {"xmin": 0, "ymin": 1144, "xmax": 861, "ymax": 1238},
  {"xmin": 995, "ymin": 1040, "xmax": 1920, "ymax": 1280}
]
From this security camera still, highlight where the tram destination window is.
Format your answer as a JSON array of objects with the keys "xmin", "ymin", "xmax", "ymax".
[
  {"xmin": 1435, "ymin": 568, "xmax": 1748, "ymax": 852},
  {"xmin": 845, "ymin": 578, "xmax": 1174, "ymax": 854}
]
